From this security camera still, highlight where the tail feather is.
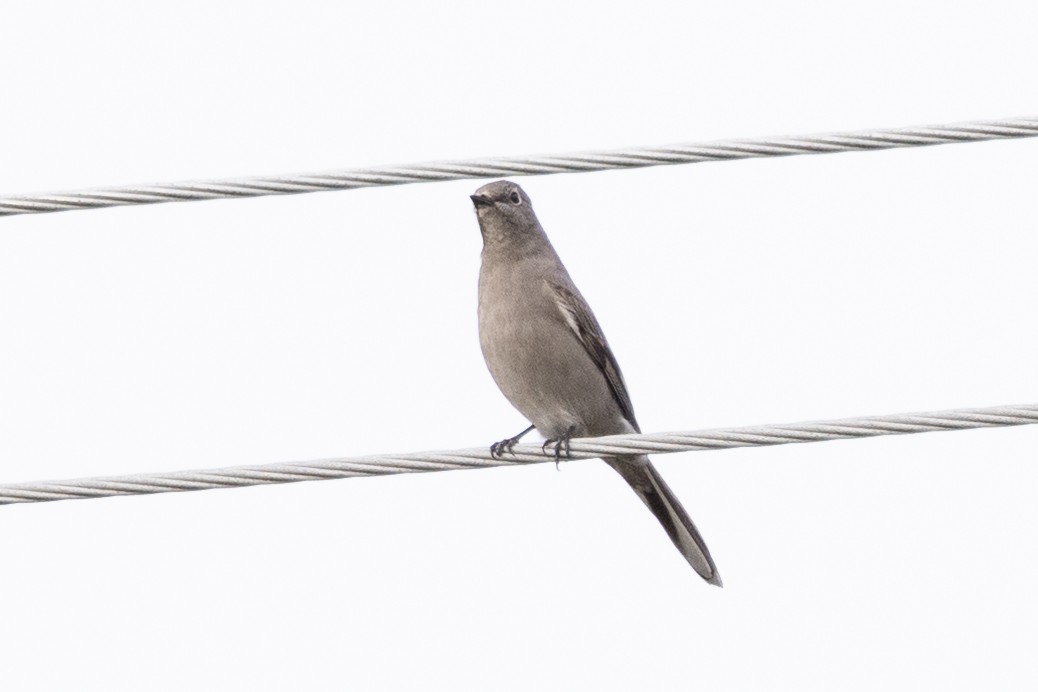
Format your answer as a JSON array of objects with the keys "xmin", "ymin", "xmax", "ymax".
[{"xmin": 604, "ymin": 455, "xmax": 722, "ymax": 586}]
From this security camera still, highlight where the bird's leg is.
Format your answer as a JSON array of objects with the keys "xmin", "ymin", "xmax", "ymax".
[
  {"xmin": 541, "ymin": 425, "xmax": 577, "ymax": 470},
  {"xmin": 490, "ymin": 424, "xmax": 536, "ymax": 459}
]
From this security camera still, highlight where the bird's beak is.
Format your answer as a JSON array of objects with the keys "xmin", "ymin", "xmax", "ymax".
[{"xmin": 470, "ymin": 194, "xmax": 491, "ymax": 207}]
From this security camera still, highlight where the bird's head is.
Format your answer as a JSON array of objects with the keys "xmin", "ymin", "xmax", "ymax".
[{"xmin": 470, "ymin": 180, "xmax": 542, "ymax": 248}]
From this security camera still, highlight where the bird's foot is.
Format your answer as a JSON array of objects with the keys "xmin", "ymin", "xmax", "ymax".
[
  {"xmin": 490, "ymin": 437, "xmax": 520, "ymax": 458},
  {"xmin": 490, "ymin": 424, "xmax": 536, "ymax": 459},
  {"xmin": 541, "ymin": 425, "xmax": 577, "ymax": 470}
]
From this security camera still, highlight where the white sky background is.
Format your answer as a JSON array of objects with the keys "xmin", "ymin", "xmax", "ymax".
[{"xmin": 2, "ymin": 1, "xmax": 1037, "ymax": 689}]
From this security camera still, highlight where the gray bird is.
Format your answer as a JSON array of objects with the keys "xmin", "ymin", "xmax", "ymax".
[{"xmin": 472, "ymin": 180, "xmax": 721, "ymax": 586}]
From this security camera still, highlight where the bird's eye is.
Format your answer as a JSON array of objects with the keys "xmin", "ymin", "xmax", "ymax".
[{"xmin": 509, "ymin": 190, "xmax": 521, "ymax": 204}]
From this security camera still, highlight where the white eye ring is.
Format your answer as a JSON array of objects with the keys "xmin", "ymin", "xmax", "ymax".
[{"xmin": 509, "ymin": 190, "xmax": 521, "ymax": 204}]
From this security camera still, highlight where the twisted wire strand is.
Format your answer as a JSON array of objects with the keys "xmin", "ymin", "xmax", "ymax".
[
  {"xmin": 2, "ymin": 403, "xmax": 1035, "ymax": 505},
  {"xmin": 2, "ymin": 117, "xmax": 1037, "ymax": 217}
]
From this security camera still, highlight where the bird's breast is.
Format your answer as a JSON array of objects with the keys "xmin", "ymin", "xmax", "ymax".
[{"xmin": 477, "ymin": 257, "xmax": 624, "ymax": 438}]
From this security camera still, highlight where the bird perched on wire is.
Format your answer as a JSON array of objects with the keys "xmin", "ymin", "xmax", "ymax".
[{"xmin": 472, "ymin": 180, "xmax": 721, "ymax": 586}]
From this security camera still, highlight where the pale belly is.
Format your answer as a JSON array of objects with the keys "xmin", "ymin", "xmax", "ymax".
[{"xmin": 478, "ymin": 276, "xmax": 628, "ymax": 439}]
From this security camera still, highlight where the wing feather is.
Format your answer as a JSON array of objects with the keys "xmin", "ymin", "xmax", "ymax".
[{"xmin": 546, "ymin": 280, "xmax": 640, "ymax": 432}]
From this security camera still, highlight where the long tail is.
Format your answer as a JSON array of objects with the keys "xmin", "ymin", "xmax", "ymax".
[{"xmin": 604, "ymin": 455, "xmax": 722, "ymax": 586}]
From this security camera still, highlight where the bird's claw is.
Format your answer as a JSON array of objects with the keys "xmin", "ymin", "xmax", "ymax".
[
  {"xmin": 541, "ymin": 426, "xmax": 576, "ymax": 470},
  {"xmin": 489, "ymin": 424, "xmax": 536, "ymax": 460},
  {"xmin": 490, "ymin": 437, "xmax": 520, "ymax": 459}
]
